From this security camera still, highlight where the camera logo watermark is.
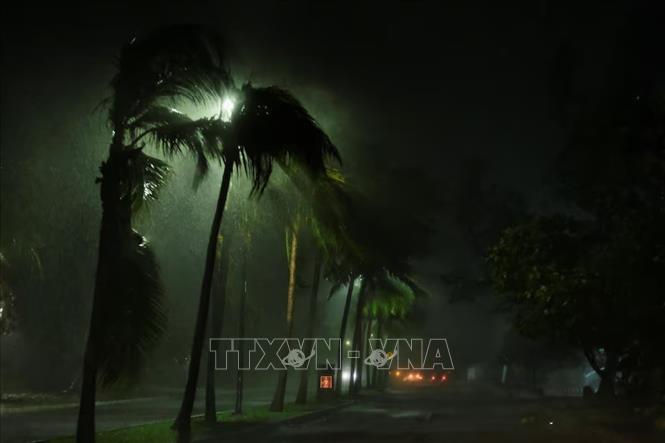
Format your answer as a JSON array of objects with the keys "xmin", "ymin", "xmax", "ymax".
[{"xmin": 209, "ymin": 338, "xmax": 454, "ymax": 371}]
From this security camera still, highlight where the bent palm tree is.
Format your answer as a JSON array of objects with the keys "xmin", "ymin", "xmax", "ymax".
[
  {"xmin": 294, "ymin": 171, "xmax": 356, "ymax": 404},
  {"xmin": 329, "ymin": 276, "xmax": 356, "ymax": 396},
  {"xmin": 173, "ymin": 83, "xmax": 340, "ymax": 437},
  {"xmin": 77, "ymin": 26, "xmax": 227, "ymax": 443},
  {"xmin": 263, "ymin": 169, "xmax": 353, "ymax": 409},
  {"xmin": 204, "ymin": 232, "xmax": 231, "ymax": 423},
  {"xmin": 363, "ymin": 274, "xmax": 418, "ymax": 388}
]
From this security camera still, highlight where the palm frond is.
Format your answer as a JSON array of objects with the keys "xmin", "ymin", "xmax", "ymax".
[
  {"xmin": 362, "ymin": 271, "xmax": 418, "ymax": 320},
  {"xmin": 97, "ymin": 232, "xmax": 166, "ymax": 386},
  {"xmin": 132, "ymin": 108, "xmax": 226, "ymax": 187},
  {"xmin": 109, "ymin": 25, "xmax": 229, "ymax": 125},
  {"xmin": 125, "ymin": 151, "xmax": 171, "ymax": 212},
  {"xmin": 233, "ymin": 84, "xmax": 340, "ymax": 194},
  {"xmin": 327, "ymin": 282, "xmax": 343, "ymax": 300}
]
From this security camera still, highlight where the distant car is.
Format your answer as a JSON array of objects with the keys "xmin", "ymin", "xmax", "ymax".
[{"xmin": 389, "ymin": 370, "xmax": 451, "ymax": 384}]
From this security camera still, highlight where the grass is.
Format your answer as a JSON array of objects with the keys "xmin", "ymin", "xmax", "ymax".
[{"xmin": 48, "ymin": 402, "xmax": 331, "ymax": 443}]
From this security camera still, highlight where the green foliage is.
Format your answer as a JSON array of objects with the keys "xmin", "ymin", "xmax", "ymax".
[
  {"xmin": 488, "ymin": 23, "xmax": 665, "ymax": 386},
  {"xmin": 363, "ymin": 272, "xmax": 418, "ymax": 321},
  {"xmin": 487, "ymin": 216, "xmax": 592, "ymax": 341},
  {"xmin": 233, "ymin": 85, "xmax": 340, "ymax": 193},
  {"xmin": 108, "ymin": 25, "xmax": 227, "ymax": 127},
  {"xmin": 488, "ymin": 207, "xmax": 665, "ymax": 380},
  {"xmin": 126, "ymin": 151, "xmax": 172, "ymax": 212},
  {"xmin": 96, "ymin": 232, "xmax": 166, "ymax": 386},
  {"xmin": 88, "ymin": 26, "xmax": 230, "ymax": 391}
]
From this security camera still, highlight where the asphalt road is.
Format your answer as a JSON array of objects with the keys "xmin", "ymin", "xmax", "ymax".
[
  {"xmin": 0, "ymin": 387, "xmax": 276, "ymax": 443},
  {"xmin": 3, "ymin": 383, "xmax": 658, "ymax": 443},
  {"xmin": 253, "ymin": 383, "xmax": 541, "ymax": 443},
  {"xmin": 224, "ymin": 382, "xmax": 656, "ymax": 443}
]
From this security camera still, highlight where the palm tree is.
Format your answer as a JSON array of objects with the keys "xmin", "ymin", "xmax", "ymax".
[
  {"xmin": 173, "ymin": 83, "xmax": 340, "ymax": 437},
  {"xmin": 77, "ymin": 26, "xmax": 227, "ymax": 442},
  {"xmin": 362, "ymin": 275, "xmax": 418, "ymax": 388},
  {"xmin": 294, "ymin": 170, "xmax": 355, "ymax": 404},
  {"xmin": 234, "ymin": 258, "xmax": 248, "ymax": 414},
  {"xmin": 233, "ymin": 192, "xmax": 261, "ymax": 415},
  {"xmin": 342, "ymin": 197, "xmax": 429, "ymax": 395},
  {"xmin": 263, "ymin": 169, "xmax": 353, "ymax": 410},
  {"xmin": 294, "ymin": 252, "xmax": 322, "ymax": 404},
  {"xmin": 268, "ymin": 212, "xmax": 301, "ymax": 412},
  {"xmin": 204, "ymin": 233, "xmax": 231, "ymax": 423},
  {"xmin": 330, "ymin": 276, "xmax": 357, "ymax": 396}
]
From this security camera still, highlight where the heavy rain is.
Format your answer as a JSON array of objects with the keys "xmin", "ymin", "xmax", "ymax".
[{"xmin": 1, "ymin": 1, "xmax": 664, "ymax": 442}]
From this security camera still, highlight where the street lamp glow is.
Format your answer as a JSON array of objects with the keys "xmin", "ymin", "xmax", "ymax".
[{"xmin": 220, "ymin": 97, "xmax": 235, "ymax": 122}]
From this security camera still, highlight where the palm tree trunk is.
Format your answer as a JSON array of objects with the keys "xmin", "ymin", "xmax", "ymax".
[
  {"xmin": 269, "ymin": 221, "xmax": 299, "ymax": 412},
  {"xmin": 174, "ymin": 163, "xmax": 233, "ymax": 440},
  {"xmin": 77, "ymin": 141, "xmax": 130, "ymax": 443},
  {"xmin": 373, "ymin": 318, "xmax": 383, "ymax": 388},
  {"xmin": 349, "ymin": 278, "xmax": 368, "ymax": 396},
  {"xmin": 335, "ymin": 277, "xmax": 355, "ymax": 397},
  {"xmin": 295, "ymin": 253, "xmax": 322, "ymax": 404},
  {"xmin": 205, "ymin": 235, "xmax": 231, "ymax": 423},
  {"xmin": 234, "ymin": 260, "xmax": 248, "ymax": 414},
  {"xmin": 76, "ymin": 346, "xmax": 97, "ymax": 442},
  {"xmin": 364, "ymin": 317, "xmax": 373, "ymax": 388}
]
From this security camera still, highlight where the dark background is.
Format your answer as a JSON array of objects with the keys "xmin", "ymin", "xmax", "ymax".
[{"xmin": 1, "ymin": 0, "xmax": 657, "ymax": 389}]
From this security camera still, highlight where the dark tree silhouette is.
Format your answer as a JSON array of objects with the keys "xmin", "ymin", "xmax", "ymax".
[
  {"xmin": 173, "ymin": 84, "xmax": 340, "ymax": 437},
  {"xmin": 77, "ymin": 26, "xmax": 226, "ymax": 443}
]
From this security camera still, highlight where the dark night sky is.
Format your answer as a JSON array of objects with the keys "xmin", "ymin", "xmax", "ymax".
[
  {"xmin": 1, "ymin": 0, "xmax": 656, "ymax": 367},
  {"xmin": 0, "ymin": 2, "xmax": 612, "ymax": 157},
  {"xmin": 2, "ymin": 0, "xmax": 640, "ymax": 205}
]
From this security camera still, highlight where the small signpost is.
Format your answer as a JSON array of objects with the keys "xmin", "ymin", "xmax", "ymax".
[
  {"xmin": 319, "ymin": 375, "xmax": 333, "ymax": 390},
  {"xmin": 317, "ymin": 369, "xmax": 335, "ymax": 401}
]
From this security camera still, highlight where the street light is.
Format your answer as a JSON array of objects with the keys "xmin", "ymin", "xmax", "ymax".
[{"xmin": 220, "ymin": 97, "xmax": 235, "ymax": 122}]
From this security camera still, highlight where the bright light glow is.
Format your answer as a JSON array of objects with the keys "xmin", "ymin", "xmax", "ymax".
[
  {"xmin": 341, "ymin": 371, "xmax": 350, "ymax": 381},
  {"xmin": 395, "ymin": 371, "xmax": 401, "ymax": 376},
  {"xmin": 405, "ymin": 373, "xmax": 423, "ymax": 382},
  {"xmin": 220, "ymin": 97, "xmax": 235, "ymax": 122},
  {"xmin": 441, "ymin": 374, "xmax": 447, "ymax": 381},
  {"xmin": 353, "ymin": 371, "xmax": 358, "ymax": 381},
  {"xmin": 345, "ymin": 340, "xmax": 351, "ymax": 346},
  {"xmin": 431, "ymin": 376, "xmax": 436, "ymax": 380}
]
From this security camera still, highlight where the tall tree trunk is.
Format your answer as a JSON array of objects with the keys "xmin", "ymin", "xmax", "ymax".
[
  {"xmin": 234, "ymin": 260, "xmax": 248, "ymax": 414},
  {"xmin": 335, "ymin": 277, "xmax": 355, "ymax": 397},
  {"xmin": 205, "ymin": 234, "xmax": 231, "ymax": 423},
  {"xmin": 364, "ymin": 317, "xmax": 373, "ymax": 388},
  {"xmin": 76, "ymin": 345, "xmax": 98, "ymax": 443},
  {"xmin": 269, "ymin": 221, "xmax": 299, "ymax": 412},
  {"xmin": 597, "ymin": 349, "xmax": 618, "ymax": 398},
  {"xmin": 77, "ymin": 141, "xmax": 130, "ymax": 443},
  {"xmin": 372, "ymin": 318, "xmax": 383, "ymax": 389},
  {"xmin": 295, "ymin": 254, "xmax": 322, "ymax": 404},
  {"xmin": 349, "ymin": 278, "xmax": 368, "ymax": 396},
  {"xmin": 174, "ymin": 164, "xmax": 233, "ymax": 440}
]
